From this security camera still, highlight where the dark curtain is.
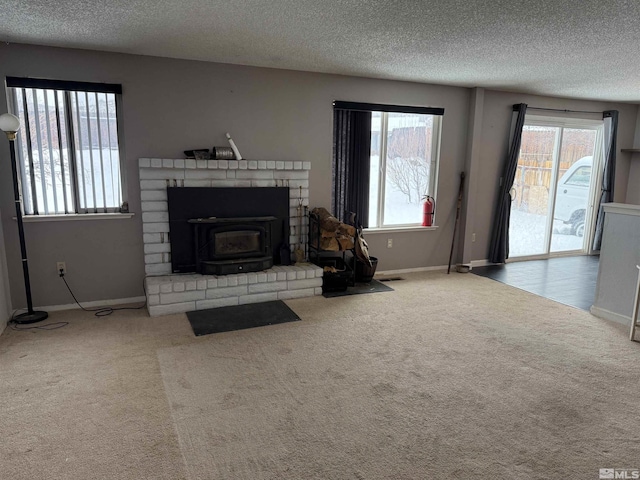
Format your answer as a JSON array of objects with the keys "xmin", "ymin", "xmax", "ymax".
[
  {"xmin": 488, "ymin": 103, "xmax": 528, "ymax": 264},
  {"xmin": 592, "ymin": 110, "xmax": 619, "ymax": 251},
  {"xmin": 332, "ymin": 109, "xmax": 372, "ymax": 227}
]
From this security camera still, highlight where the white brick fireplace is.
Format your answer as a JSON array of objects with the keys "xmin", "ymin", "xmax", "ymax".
[{"xmin": 139, "ymin": 158, "xmax": 322, "ymax": 316}]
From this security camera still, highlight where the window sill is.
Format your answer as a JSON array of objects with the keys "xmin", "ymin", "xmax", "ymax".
[
  {"xmin": 15, "ymin": 213, "xmax": 135, "ymax": 223},
  {"xmin": 364, "ymin": 225, "xmax": 438, "ymax": 234}
]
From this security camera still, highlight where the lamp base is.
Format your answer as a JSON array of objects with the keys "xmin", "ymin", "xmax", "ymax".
[{"xmin": 13, "ymin": 310, "xmax": 48, "ymax": 325}]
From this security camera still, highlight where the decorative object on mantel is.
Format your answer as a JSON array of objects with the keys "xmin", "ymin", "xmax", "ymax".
[
  {"xmin": 0, "ymin": 113, "xmax": 48, "ymax": 324},
  {"xmin": 226, "ymin": 132, "xmax": 243, "ymax": 160},
  {"xmin": 184, "ymin": 149, "xmax": 210, "ymax": 159},
  {"xmin": 212, "ymin": 146, "xmax": 235, "ymax": 160}
]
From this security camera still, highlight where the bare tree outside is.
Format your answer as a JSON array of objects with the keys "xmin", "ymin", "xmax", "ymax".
[
  {"xmin": 386, "ymin": 127, "xmax": 431, "ymax": 203},
  {"xmin": 385, "ymin": 115, "xmax": 433, "ymax": 205},
  {"xmin": 368, "ymin": 112, "xmax": 438, "ymax": 227}
]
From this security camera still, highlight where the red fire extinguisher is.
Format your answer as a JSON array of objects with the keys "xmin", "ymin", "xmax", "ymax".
[{"xmin": 422, "ymin": 196, "xmax": 435, "ymax": 226}]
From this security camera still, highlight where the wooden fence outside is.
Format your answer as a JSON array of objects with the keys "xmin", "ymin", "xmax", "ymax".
[{"xmin": 512, "ymin": 128, "xmax": 595, "ymax": 215}]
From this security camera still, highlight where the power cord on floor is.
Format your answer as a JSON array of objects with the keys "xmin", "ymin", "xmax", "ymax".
[
  {"xmin": 8, "ymin": 308, "xmax": 69, "ymax": 330},
  {"xmin": 8, "ymin": 271, "xmax": 148, "ymax": 331},
  {"xmin": 60, "ymin": 270, "xmax": 147, "ymax": 317}
]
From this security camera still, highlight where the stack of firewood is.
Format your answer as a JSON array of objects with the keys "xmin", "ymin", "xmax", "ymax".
[{"xmin": 311, "ymin": 207, "xmax": 356, "ymax": 251}]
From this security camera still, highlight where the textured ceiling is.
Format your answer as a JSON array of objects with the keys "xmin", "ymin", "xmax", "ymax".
[{"xmin": 1, "ymin": 0, "xmax": 640, "ymax": 102}]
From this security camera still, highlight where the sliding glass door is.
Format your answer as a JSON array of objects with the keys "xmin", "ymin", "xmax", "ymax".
[{"xmin": 509, "ymin": 117, "xmax": 602, "ymax": 259}]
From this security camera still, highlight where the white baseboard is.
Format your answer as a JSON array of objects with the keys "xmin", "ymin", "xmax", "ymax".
[
  {"xmin": 590, "ymin": 305, "xmax": 631, "ymax": 326},
  {"xmin": 36, "ymin": 296, "xmax": 146, "ymax": 313},
  {"xmin": 377, "ymin": 260, "xmax": 496, "ymax": 277},
  {"xmin": 376, "ymin": 265, "xmax": 448, "ymax": 276},
  {"xmin": 470, "ymin": 259, "xmax": 497, "ymax": 267}
]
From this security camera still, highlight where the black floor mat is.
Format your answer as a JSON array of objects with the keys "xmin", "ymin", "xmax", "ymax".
[
  {"xmin": 186, "ymin": 300, "xmax": 301, "ymax": 336},
  {"xmin": 322, "ymin": 279, "xmax": 394, "ymax": 298}
]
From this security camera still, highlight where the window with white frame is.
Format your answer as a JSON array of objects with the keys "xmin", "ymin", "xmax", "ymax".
[
  {"xmin": 368, "ymin": 111, "xmax": 441, "ymax": 227},
  {"xmin": 7, "ymin": 77, "xmax": 126, "ymax": 215},
  {"xmin": 332, "ymin": 102, "xmax": 443, "ymax": 230}
]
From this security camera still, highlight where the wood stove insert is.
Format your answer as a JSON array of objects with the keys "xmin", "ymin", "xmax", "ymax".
[
  {"xmin": 167, "ymin": 187, "xmax": 290, "ymax": 274},
  {"xmin": 189, "ymin": 216, "xmax": 276, "ymax": 275}
]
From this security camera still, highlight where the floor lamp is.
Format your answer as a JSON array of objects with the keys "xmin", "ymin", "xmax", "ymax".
[{"xmin": 0, "ymin": 113, "xmax": 48, "ymax": 324}]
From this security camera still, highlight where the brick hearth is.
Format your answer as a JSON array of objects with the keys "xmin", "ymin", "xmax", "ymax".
[{"xmin": 144, "ymin": 264, "xmax": 322, "ymax": 316}]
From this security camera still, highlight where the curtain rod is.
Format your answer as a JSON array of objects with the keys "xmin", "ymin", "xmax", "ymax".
[
  {"xmin": 6, "ymin": 76, "xmax": 123, "ymax": 95},
  {"xmin": 334, "ymin": 101, "xmax": 445, "ymax": 116},
  {"xmin": 518, "ymin": 106, "xmax": 602, "ymax": 115}
]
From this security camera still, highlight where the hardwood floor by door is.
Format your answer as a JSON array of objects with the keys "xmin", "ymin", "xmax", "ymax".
[{"xmin": 472, "ymin": 255, "xmax": 599, "ymax": 311}]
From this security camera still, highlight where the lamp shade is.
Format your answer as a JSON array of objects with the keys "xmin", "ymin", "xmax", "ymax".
[{"xmin": 0, "ymin": 113, "xmax": 20, "ymax": 133}]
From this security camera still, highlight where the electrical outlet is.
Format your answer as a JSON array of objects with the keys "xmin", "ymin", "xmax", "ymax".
[
  {"xmin": 387, "ymin": 238, "xmax": 393, "ymax": 248},
  {"xmin": 56, "ymin": 261, "xmax": 66, "ymax": 275},
  {"xmin": 472, "ymin": 233, "xmax": 476, "ymax": 243}
]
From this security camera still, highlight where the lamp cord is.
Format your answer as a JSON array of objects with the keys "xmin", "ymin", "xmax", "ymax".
[
  {"xmin": 60, "ymin": 275, "xmax": 147, "ymax": 317},
  {"xmin": 7, "ymin": 276, "xmax": 148, "ymax": 331},
  {"xmin": 8, "ymin": 309, "xmax": 68, "ymax": 330}
]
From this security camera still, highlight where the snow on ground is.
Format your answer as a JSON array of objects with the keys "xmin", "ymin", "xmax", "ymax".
[{"xmin": 509, "ymin": 209, "xmax": 584, "ymax": 257}]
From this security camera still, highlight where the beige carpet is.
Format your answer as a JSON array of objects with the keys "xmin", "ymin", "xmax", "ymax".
[
  {"xmin": 1, "ymin": 272, "xmax": 639, "ymax": 479},
  {"xmin": 0, "ymin": 307, "xmax": 192, "ymax": 480},
  {"xmin": 157, "ymin": 272, "xmax": 640, "ymax": 480}
]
